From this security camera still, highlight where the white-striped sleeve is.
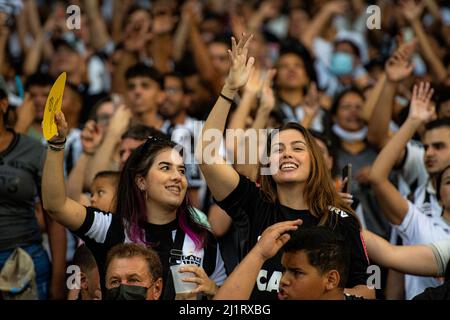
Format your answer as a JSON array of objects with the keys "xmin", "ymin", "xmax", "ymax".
[
  {"xmin": 74, "ymin": 207, "xmax": 114, "ymax": 244},
  {"xmin": 430, "ymin": 240, "xmax": 450, "ymax": 277}
]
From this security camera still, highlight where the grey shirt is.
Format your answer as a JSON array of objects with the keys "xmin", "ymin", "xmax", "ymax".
[{"xmin": 0, "ymin": 132, "xmax": 45, "ymax": 250}]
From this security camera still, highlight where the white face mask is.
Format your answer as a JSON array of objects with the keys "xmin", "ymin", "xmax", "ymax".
[{"xmin": 332, "ymin": 124, "xmax": 368, "ymax": 143}]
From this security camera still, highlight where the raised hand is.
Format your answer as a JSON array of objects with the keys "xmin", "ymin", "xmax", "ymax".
[
  {"xmin": 258, "ymin": 1, "xmax": 280, "ymax": 20},
  {"xmin": 123, "ymin": 16, "xmax": 153, "ymax": 52},
  {"xmin": 253, "ymin": 220, "xmax": 302, "ymax": 261},
  {"xmin": 182, "ymin": 0, "xmax": 202, "ymax": 27},
  {"xmin": 152, "ymin": 12, "xmax": 178, "ymax": 35},
  {"xmin": 323, "ymin": 0, "xmax": 348, "ymax": 16},
  {"xmin": 408, "ymin": 82, "xmax": 435, "ymax": 124},
  {"xmin": 50, "ymin": 111, "xmax": 69, "ymax": 144},
  {"xmin": 244, "ymin": 68, "xmax": 264, "ymax": 96},
  {"xmin": 385, "ymin": 47, "xmax": 414, "ymax": 82},
  {"xmin": 230, "ymin": 13, "xmax": 246, "ymax": 39},
  {"xmin": 401, "ymin": 0, "xmax": 425, "ymax": 22},
  {"xmin": 80, "ymin": 120, "xmax": 104, "ymax": 155},
  {"xmin": 225, "ymin": 33, "xmax": 255, "ymax": 91},
  {"xmin": 303, "ymin": 82, "xmax": 320, "ymax": 118},
  {"xmin": 15, "ymin": 94, "xmax": 35, "ymax": 133},
  {"xmin": 396, "ymin": 35, "xmax": 418, "ymax": 60},
  {"xmin": 107, "ymin": 105, "xmax": 132, "ymax": 139},
  {"xmin": 260, "ymin": 69, "xmax": 276, "ymax": 110}
]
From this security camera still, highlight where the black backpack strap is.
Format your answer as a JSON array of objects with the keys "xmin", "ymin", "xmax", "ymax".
[
  {"xmin": 202, "ymin": 233, "xmax": 217, "ymax": 276},
  {"xmin": 163, "ymin": 228, "xmax": 186, "ymax": 300}
]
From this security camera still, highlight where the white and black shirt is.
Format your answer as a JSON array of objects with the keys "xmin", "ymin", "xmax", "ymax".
[
  {"xmin": 393, "ymin": 201, "xmax": 450, "ymax": 299},
  {"xmin": 73, "ymin": 206, "xmax": 226, "ymax": 300},
  {"xmin": 398, "ymin": 141, "xmax": 439, "ymax": 216}
]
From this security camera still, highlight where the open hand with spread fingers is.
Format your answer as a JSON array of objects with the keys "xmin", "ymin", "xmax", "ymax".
[
  {"xmin": 224, "ymin": 33, "xmax": 255, "ymax": 92},
  {"xmin": 253, "ymin": 219, "xmax": 302, "ymax": 261},
  {"xmin": 408, "ymin": 82, "xmax": 435, "ymax": 124}
]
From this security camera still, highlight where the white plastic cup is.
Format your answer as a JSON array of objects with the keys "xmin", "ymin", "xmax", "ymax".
[{"xmin": 170, "ymin": 264, "xmax": 197, "ymax": 294}]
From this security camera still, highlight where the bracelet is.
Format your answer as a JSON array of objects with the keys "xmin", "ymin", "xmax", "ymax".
[
  {"xmin": 48, "ymin": 138, "xmax": 66, "ymax": 146},
  {"xmin": 219, "ymin": 93, "xmax": 234, "ymax": 103},
  {"xmin": 49, "ymin": 145, "xmax": 65, "ymax": 152}
]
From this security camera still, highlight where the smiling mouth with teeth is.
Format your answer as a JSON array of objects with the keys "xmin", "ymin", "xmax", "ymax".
[
  {"xmin": 279, "ymin": 163, "xmax": 299, "ymax": 171},
  {"xmin": 166, "ymin": 186, "xmax": 181, "ymax": 194}
]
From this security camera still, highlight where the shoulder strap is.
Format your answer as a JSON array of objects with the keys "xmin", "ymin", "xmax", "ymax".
[
  {"xmin": 168, "ymin": 228, "xmax": 186, "ymax": 265},
  {"xmin": 202, "ymin": 233, "xmax": 217, "ymax": 276}
]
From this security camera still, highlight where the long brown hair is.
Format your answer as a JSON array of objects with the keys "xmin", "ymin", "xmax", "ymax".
[{"xmin": 259, "ymin": 122, "xmax": 356, "ymax": 226}]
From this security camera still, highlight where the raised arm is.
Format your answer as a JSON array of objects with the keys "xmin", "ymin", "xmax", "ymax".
[
  {"xmin": 367, "ymin": 40, "xmax": 415, "ymax": 149},
  {"xmin": 363, "ymin": 230, "xmax": 438, "ymax": 276},
  {"xmin": 173, "ymin": 1, "xmax": 199, "ymax": 62},
  {"xmin": 301, "ymin": 83, "xmax": 321, "ymax": 129},
  {"xmin": 247, "ymin": 1, "xmax": 280, "ymax": 34},
  {"xmin": 84, "ymin": 0, "xmax": 111, "ymax": 51},
  {"xmin": 225, "ymin": 69, "xmax": 260, "ymax": 181},
  {"xmin": 188, "ymin": 13, "xmax": 223, "ymax": 95},
  {"xmin": 0, "ymin": 13, "xmax": 9, "ymax": 69},
  {"xmin": 14, "ymin": 94, "xmax": 35, "ymax": 134},
  {"xmin": 369, "ymin": 82, "xmax": 435, "ymax": 225},
  {"xmin": 111, "ymin": 0, "xmax": 134, "ymax": 43},
  {"xmin": 84, "ymin": 105, "xmax": 131, "ymax": 187},
  {"xmin": 252, "ymin": 69, "xmax": 276, "ymax": 130},
  {"xmin": 23, "ymin": 14, "xmax": 56, "ymax": 76},
  {"xmin": 214, "ymin": 220, "xmax": 301, "ymax": 300},
  {"xmin": 299, "ymin": 1, "xmax": 348, "ymax": 54},
  {"xmin": 236, "ymin": 69, "xmax": 277, "ymax": 181},
  {"xmin": 402, "ymin": 0, "xmax": 447, "ymax": 82},
  {"xmin": 26, "ymin": 0, "xmax": 54, "ymax": 60},
  {"xmin": 67, "ymin": 120, "xmax": 103, "ymax": 201},
  {"xmin": 42, "ymin": 112, "xmax": 87, "ymax": 231},
  {"xmin": 44, "ymin": 209, "xmax": 67, "ymax": 300},
  {"xmin": 227, "ymin": 68, "xmax": 262, "ymax": 131},
  {"xmin": 197, "ymin": 34, "xmax": 255, "ymax": 201}
]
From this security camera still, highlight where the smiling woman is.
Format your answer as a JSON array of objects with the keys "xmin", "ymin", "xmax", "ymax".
[
  {"xmin": 197, "ymin": 34, "xmax": 374, "ymax": 300},
  {"xmin": 42, "ymin": 113, "xmax": 227, "ymax": 300}
]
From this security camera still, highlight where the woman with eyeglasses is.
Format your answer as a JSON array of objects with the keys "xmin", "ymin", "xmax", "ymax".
[
  {"xmin": 197, "ymin": 34, "xmax": 374, "ymax": 299},
  {"xmin": 42, "ymin": 116, "xmax": 226, "ymax": 300}
]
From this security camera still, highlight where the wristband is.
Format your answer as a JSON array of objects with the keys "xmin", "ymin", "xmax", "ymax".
[
  {"xmin": 49, "ymin": 145, "xmax": 65, "ymax": 152},
  {"xmin": 219, "ymin": 93, "xmax": 234, "ymax": 103},
  {"xmin": 48, "ymin": 138, "xmax": 66, "ymax": 146}
]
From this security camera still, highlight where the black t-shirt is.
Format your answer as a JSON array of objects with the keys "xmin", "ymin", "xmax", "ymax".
[
  {"xmin": 413, "ymin": 281, "xmax": 450, "ymax": 300},
  {"xmin": 216, "ymin": 175, "xmax": 370, "ymax": 300},
  {"xmin": 73, "ymin": 207, "xmax": 226, "ymax": 300}
]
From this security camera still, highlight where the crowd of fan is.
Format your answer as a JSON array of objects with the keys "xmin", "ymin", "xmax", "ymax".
[{"xmin": 0, "ymin": 0, "xmax": 450, "ymax": 300}]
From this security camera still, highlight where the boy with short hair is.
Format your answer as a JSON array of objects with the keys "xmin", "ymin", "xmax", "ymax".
[{"xmin": 214, "ymin": 221, "xmax": 363, "ymax": 300}]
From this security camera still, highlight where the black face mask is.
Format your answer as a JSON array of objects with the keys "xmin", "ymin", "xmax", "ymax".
[{"xmin": 105, "ymin": 284, "xmax": 148, "ymax": 300}]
